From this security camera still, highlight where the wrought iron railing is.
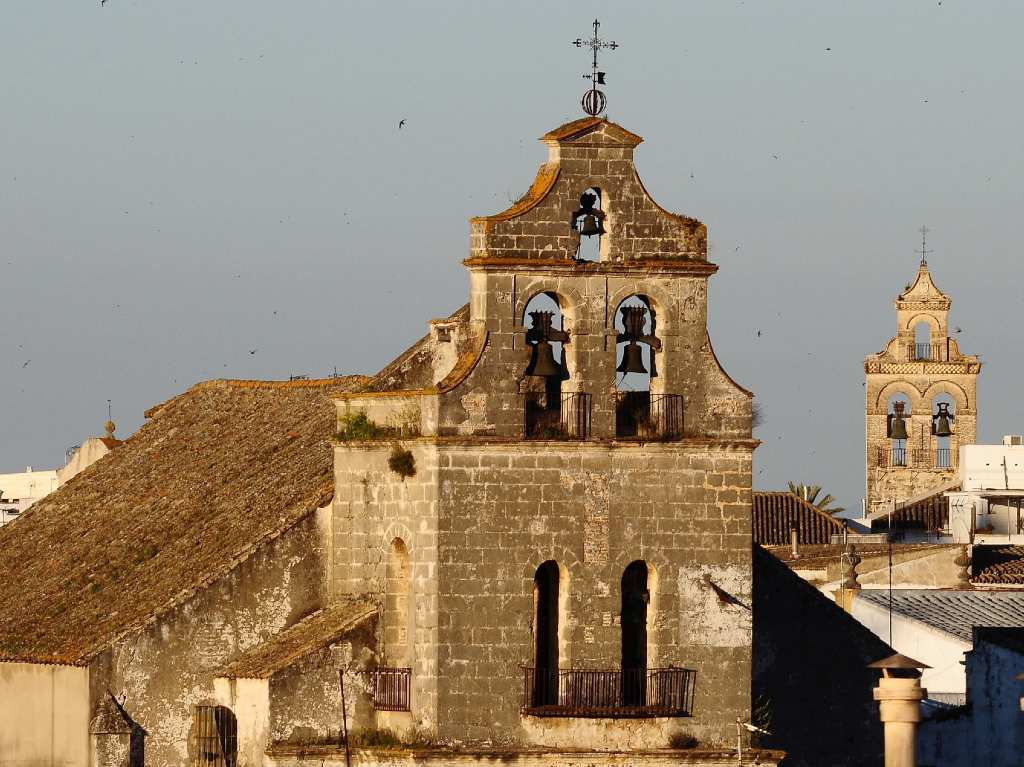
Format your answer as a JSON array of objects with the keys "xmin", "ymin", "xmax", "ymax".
[
  {"xmin": 367, "ymin": 667, "xmax": 411, "ymax": 711},
  {"xmin": 891, "ymin": 447, "xmax": 908, "ymax": 467},
  {"xmin": 524, "ymin": 392, "xmax": 592, "ymax": 440},
  {"xmin": 935, "ymin": 448, "xmax": 952, "ymax": 469},
  {"xmin": 909, "ymin": 343, "xmax": 937, "ymax": 361},
  {"xmin": 521, "ymin": 666, "xmax": 696, "ymax": 718},
  {"xmin": 614, "ymin": 392, "xmax": 684, "ymax": 440},
  {"xmin": 192, "ymin": 705, "xmax": 238, "ymax": 767}
]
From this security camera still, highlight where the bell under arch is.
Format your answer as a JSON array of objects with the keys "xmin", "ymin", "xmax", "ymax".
[{"xmin": 569, "ymin": 186, "xmax": 607, "ymax": 263}]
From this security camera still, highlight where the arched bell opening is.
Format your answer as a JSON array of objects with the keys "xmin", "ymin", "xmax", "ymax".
[
  {"xmin": 885, "ymin": 394, "xmax": 912, "ymax": 468},
  {"xmin": 931, "ymin": 394, "xmax": 956, "ymax": 468},
  {"xmin": 522, "ymin": 293, "xmax": 581, "ymax": 438},
  {"xmin": 531, "ymin": 560, "xmax": 562, "ymax": 707},
  {"xmin": 913, "ymin": 321, "xmax": 932, "ymax": 361},
  {"xmin": 613, "ymin": 296, "xmax": 672, "ymax": 439},
  {"xmin": 569, "ymin": 187, "xmax": 606, "ymax": 262},
  {"xmin": 620, "ymin": 560, "xmax": 650, "ymax": 707}
]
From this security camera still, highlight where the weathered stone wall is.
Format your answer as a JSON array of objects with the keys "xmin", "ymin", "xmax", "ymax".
[
  {"xmin": 331, "ymin": 443, "xmax": 442, "ymax": 733},
  {"xmin": 267, "ymin": 619, "xmax": 378, "ymax": 744},
  {"xmin": 89, "ymin": 511, "xmax": 330, "ymax": 767},
  {"xmin": 433, "ymin": 443, "xmax": 753, "ymax": 747}
]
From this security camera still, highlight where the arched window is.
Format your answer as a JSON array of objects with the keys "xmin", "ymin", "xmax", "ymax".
[
  {"xmin": 931, "ymin": 394, "xmax": 956, "ymax": 468},
  {"xmin": 621, "ymin": 561, "xmax": 650, "ymax": 707},
  {"xmin": 532, "ymin": 561, "xmax": 560, "ymax": 707},
  {"xmin": 191, "ymin": 705, "xmax": 237, "ymax": 767},
  {"xmin": 886, "ymin": 395, "xmax": 912, "ymax": 467},
  {"xmin": 385, "ymin": 538, "xmax": 412, "ymax": 667}
]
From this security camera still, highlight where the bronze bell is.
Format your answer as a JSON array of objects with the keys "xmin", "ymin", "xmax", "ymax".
[
  {"xmin": 617, "ymin": 343, "xmax": 648, "ymax": 374},
  {"xmin": 579, "ymin": 214, "xmax": 604, "ymax": 237},
  {"xmin": 932, "ymin": 403, "xmax": 954, "ymax": 437},
  {"xmin": 529, "ymin": 340, "xmax": 563, "ymax": 378},
  {"xmin": 888, "ymin": 402, "xmax": 909, "ymax": 441}
]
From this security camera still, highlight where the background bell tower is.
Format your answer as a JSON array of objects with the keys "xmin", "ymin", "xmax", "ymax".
[{"xmin": 864, "ymin": 232, "xmax": 981, "ymax": 518}]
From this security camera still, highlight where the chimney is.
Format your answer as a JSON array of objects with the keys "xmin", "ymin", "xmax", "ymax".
[{"xmin": 869, "ymin": 653, "xmax": 929, "ymax": 767}]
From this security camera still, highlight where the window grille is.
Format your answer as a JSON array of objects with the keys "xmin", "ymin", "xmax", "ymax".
[{"xmin": 192, "ymin": 705, "xmax": 237, "ymax": 767}]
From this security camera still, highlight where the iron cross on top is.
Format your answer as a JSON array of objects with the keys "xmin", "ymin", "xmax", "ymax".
[{"xmin": 573, "ymin": 19, "xmax": 618, "ymax": 116}]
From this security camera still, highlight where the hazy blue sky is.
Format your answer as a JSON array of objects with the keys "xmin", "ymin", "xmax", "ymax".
[{"xmin": 2, "ymin": 1, "xmax": 1022, "ymax": 512}]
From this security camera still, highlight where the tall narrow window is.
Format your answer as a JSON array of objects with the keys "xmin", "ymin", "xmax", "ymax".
[
  {"xmin": 385, "ymin": 538, "xmax": 412, "ymax": 667},
  {"xmin": 533, "ymin": 560, "xmax": 560, "ymax": 706},
  {"xmin": 621, "ymin": 561, "xmax": 649, "ymax": 707},
  {"xmin": 191, "ymin": 705, "xmax": 237, "ymax": 767}
]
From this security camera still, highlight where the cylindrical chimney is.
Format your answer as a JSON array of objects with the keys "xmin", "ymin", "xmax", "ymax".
[{"xmin": 869, "ymin": 653, "xmax": 929, "ymax": 767}]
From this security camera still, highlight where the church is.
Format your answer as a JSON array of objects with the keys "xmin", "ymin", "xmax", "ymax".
[{"xmin": 0, "ymin": 46, "xmax": 927, "ymax": 760}]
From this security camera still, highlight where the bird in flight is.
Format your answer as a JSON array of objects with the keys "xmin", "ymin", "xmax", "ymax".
[
  {"xmin": 249, "ymin": 349, "xmax": 257, "ymax": 355},
  {"xmin": 21, "ymin": 360, "xmax": 30, "ymax": 368},
  {"xmin": 398, "ymin": 119, "xmax": 406, "ymax": 129}
]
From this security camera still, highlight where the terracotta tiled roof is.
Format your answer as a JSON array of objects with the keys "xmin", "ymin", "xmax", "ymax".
[
  {"xmin": 752, "ymin": 492, "xmax": 844, "ymax": 546},
  {"xmin": 972, "ymin": 544, "xmax": 1024, "ymax": 585},
  {"xmin": 0, "ymin": 376, "xmax": 365, "ymax": 665},
  {"xmin": 217, "ymin": 599, "xmax": 376, "ymax": 679},
  {"xmin": 869, "ymin": 488, "xmax": 950, "ymax": 531}
]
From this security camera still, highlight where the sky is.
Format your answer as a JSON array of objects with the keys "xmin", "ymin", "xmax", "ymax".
[{"xmin": 2, "ymin": 1, "xmax": 1022, "ymax": 513}]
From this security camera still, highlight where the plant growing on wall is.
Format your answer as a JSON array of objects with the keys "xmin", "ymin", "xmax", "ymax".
[
  {"xmin": 388, "ymin": 444, "xmax": 416, "ymax": 479},
  {"xmin": 337, "ymin": 410, "xmax": 388, "ymax": 440}
]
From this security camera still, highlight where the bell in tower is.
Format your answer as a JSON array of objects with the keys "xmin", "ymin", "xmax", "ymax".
[
  {"xmin": 932, "ymin": 403, "xmax": 954, "ymax": 437},
  {"xmin": 887, "ymin": 401, "xmax": 909, "ymax": 441},
  {"xmin": 525, "ymin": 311, "xmax": 570, "ymax": 380},
  {"xmin": 616, "ymin": 305, "xmax": 661, "ymax": 376}
]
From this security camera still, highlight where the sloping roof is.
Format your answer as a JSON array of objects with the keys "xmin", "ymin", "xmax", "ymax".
[
  {"xmin": 972, "ymin": 544, "xmax": 1024, "ymax": 585},
  {"xmin": 868, "ymin": 486, "xmax": 952, "ymax": 528},
  {"xmin": 857, "ymin": 589, "xmax": 1024, "ymax": 642},
  {"xmin": 752, "ymin": 491, "xmax": 844, "ymax": 545},
  {"xmin": 366, "ymin": 304, "xmax": 469, "ymax": 392},
  {"xmin": 540, "ymin": 117, "xmax": 643, "ymax": 147},
  {"xmin": 217, "ymin": 599, "xmax": 376, "ymax": 679},
  {"xmin": 0, "ymin": 376, "xmax": 365, "ymax": 665}
]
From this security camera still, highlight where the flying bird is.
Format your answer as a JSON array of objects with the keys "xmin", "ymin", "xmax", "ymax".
[
  {"xmin": 249, "ymin": 349, "xmax": 257, "ymax": 355},
  {"xmin": 398, "ymin": 119, "xmax": 406, "ymax": 129},
  {"xmin": 21, "ymin": 360, "xmax": 30, "ymax": 368}
]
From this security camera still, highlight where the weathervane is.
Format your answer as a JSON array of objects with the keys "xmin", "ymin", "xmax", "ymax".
[
  {"xmin": 573, "ymin": 19, "xmax": 618, "ymax": 117},
  {"xmin": 916, "ymin": 225, "xmax": 933, "ymax": 266}
]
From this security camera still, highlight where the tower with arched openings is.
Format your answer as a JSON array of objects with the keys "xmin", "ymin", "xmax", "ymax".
[{"xmin": 864, "ymin": 256, "xmax": 981, "ymax": 517}]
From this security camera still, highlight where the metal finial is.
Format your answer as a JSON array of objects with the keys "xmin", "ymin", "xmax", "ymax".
[
  {"xmin": 916, "ymin": 225, "xmax": 933, "ymax": 266},
  {"xmin": 573, "ymin": 19, "xmax": 618, "ymax": 117}
]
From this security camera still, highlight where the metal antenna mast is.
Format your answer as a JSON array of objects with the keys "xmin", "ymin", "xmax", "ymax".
[{"xmin": 573, "ymin": 19, "xmax": 618, "ymax": 116}]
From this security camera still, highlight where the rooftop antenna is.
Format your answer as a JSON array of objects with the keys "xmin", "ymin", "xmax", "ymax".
[
  {"xmin": 573, "ymin": 19, "xmax": 618, "ymax": 117},
  {"xmin": 916, "ymin": 225, "xmax": 933, "ymax": 267}
]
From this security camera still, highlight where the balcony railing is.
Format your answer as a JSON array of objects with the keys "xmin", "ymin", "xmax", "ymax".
[
  {"xmin": 935, "ymin": 448, "xmax": 952, "ymax": 469},
  {"xmin": 891, "ymin": 447, "xmax": 908, "ymax": 467},
  {"xmin": 615, "ymin": 392, "xmax": 684, "ymax": 440},
  {"xmin": 367, "ymin": 667, "xmax": 411, "ymax": 711},
  {"xmin": 524, "ymin": 392, "xmax": 592, "ymax": 440},
  {"xmin": 521, "ymin": 666, "xmax": 696, "ymax": 718}
]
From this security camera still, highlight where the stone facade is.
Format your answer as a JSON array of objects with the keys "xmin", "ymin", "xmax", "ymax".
[
  {"xmin": 865, "ymin": 260, "xmax": 980, "ymax": 516},
  {"xmin": 331, "ymin": 117, "xmax": 759, "ymax": 754}
]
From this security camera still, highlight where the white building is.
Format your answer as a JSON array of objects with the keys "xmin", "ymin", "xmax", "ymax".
[
  {"xmin": 0, "ymin": 467, "xmax": 58, "ymax": 525},
  {"xmin": 850, "ymin": 588, "xmax": 1024, "ymax": 698},
  {"xmin": 947, "ymin": 436, "xmax": 1024, "ymax": 543}
]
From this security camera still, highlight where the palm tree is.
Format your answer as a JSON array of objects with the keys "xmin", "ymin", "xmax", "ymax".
[{"xmin": 787, "ymin": 482, "xmax": 845, "ymax": 516}]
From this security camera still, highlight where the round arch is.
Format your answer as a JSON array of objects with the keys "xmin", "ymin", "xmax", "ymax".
[
  {"xmin": 606, "ymin": 283, "xmax": 675, "ymax": 333},
  {"xmin": 873, "ymin": 381, "xmax": 924, "ymax": 413},
  {"xmin": 903, "ymin": 312, "xmax": 942, "ymax": 334},
  {"xmin": 514, "ymin": 283, "xmax": 584, "ymax": 329},
  {"xmin": 922, "ymin": 380, "xmax": 971, "ymax": 413}
]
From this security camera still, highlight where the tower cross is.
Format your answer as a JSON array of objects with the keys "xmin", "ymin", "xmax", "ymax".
[
  {"xmin": 573, "ymin": 19, "xmax": 619, "ymax": 116},
  {"xmin": 916, "ymin": 225, "xmax": 933, "ymax": 266}
]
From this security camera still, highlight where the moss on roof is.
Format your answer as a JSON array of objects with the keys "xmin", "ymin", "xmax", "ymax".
[
  {"xmin": 0, "ymin": 376, "xmax": 364, "ymax": 665},
  {"xmin": 217, "ymin": 598, "xmax": 376, "ymax": 679}
]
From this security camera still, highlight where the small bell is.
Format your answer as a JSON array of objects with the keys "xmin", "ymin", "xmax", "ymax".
[
  {"xmin": 528, "ymin": 341, "xmax": 563, "ymax": 378},
  {"xmin": 617, "ymin": 343, "xmax": 648, "ymax": 375},
  {"xmin": 578, "ymin": 214, "xmax": 604, "ymax": 237},
  {"xmin": 888, "ymin": 402, "xmax": 909, "ymax": 441},
  {"xmin": 932, "ymin": 403, "xmax": 954, "ymax": 437}
]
